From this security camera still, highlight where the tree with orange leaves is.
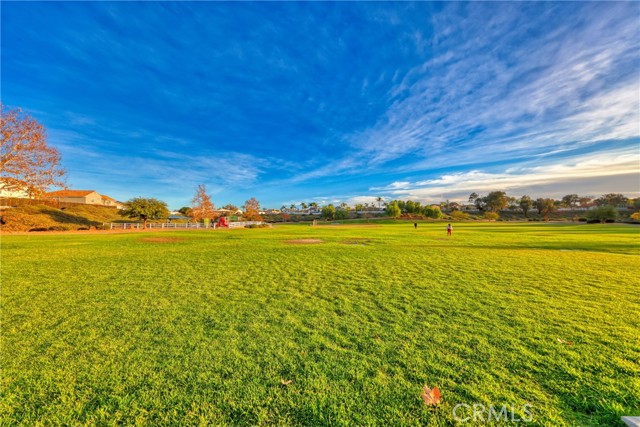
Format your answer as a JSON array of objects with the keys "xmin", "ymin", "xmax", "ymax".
[
  {"xmin": 190, "ymin": 184, "xmax": 216, "ymax": 222},
  {"xmin": 1, "ymin": 104, "xmax": 66, "ymax": 198},
  {"xmin": 243, "ymin": 197, "xmax": 262, "ymax": 221}
]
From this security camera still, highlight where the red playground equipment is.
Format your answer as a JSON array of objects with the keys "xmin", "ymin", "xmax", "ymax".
[{"xmin": 217, "ymin": 216, "xmax": 229, "ymax": 228}]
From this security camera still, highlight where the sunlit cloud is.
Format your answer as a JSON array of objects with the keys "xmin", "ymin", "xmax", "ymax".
[
  {"xmin": 372, "ymin": 148, "xmax": 640, "ymax": 202},
  {"xmin": 343, "ymin": 4, "xmax": 639, "ymax": 171}
]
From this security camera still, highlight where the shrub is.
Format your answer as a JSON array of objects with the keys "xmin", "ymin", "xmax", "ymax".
[
  {"xmin": 483, "ymin": 212, "xmax": 500, "ymax": 221},
  {"xmin": 29, "ymin": 227, "xmax": 49, "ymax": 232},
  {"xmin": 631, "ymin": 212, "xmax": 640, "ymax": 222},
  {"xmin": 423, "ymin": 206, "xmax": 444, "ymax": 219},
  {"xmin": 586, "ymin": 206, "xmax": 617, "ymax": 223},
  {"xmin": 49, "ymin": 225, "xmax": 71, "ymax": 231},
  {"xmin": 450, "ymin": 211, "xmax": 470, "ymax": 220},
  {"xmin": 401, "ymin": 214, "xmax": 425, "ymax": 220},
  {"xmin": 335, "ymin": 209, "xmax": 349, "ymax": 220},
  {"xmin": 386, "ymin": 202, "xmax": 401, "ymax": 218},
  {"xmin": 321, "ymin": 205, "xmax": 336, "ymax": 220}
]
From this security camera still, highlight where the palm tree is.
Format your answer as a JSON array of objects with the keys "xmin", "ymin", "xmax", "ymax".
[
  {"xmin": 290, "ymin": 203, "xmax": 297, "ymax": 211},
  {"xmin": 300, "ymin": 202, "xmax": 308, "ymax": 210},
  {"xmin": 376, "ymin": 197, "xmax": 384, "ymax": 209}
]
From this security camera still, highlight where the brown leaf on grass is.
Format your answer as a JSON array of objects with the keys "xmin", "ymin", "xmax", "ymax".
[
  {"xmin": 420, "ymin": 385, "xmax": 441, "ymax": 405},
  {"xmin": 557, "ymin": 338, "xmax": 574, "ymax": 346},
  {"xmin": 373, "ymin": 333, "xmax": 381, "ymax": 339},
  {"xmin": 280, "ymin": 379, "xmax": 292, "ymax": 386}
]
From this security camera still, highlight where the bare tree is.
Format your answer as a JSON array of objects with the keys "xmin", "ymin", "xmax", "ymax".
[
  {"xmin": 1, "ymin": 104, "xmax": 66, "ymax": 198},
  {"xmin": 191, "ymin": 184, "xmax": 216, "ymax": 222},
  {"xmin": 244, "ymin": 197, "xmax": 262, "ymax": 221}
]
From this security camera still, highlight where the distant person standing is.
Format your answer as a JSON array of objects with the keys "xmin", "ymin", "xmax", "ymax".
[
  {"xmin": 447, "ymin": 223, "xmax": 452, "ymax": 236},
  {"xmin": 414, "ymin": 222, "xmax": 418, "ymax": 229}
]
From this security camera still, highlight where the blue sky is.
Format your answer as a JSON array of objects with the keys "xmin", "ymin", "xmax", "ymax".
[{"xmin": 2, "ymin": 2, "xmax": 639, "ymax": 209}]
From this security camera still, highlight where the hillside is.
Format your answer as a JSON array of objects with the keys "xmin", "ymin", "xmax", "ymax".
[{"xmin": 0, "ymin": 204, "xmax": 124, "ymax": 232}]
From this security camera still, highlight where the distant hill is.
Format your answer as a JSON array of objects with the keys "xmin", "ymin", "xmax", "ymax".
[{"xmin": 0, "ymin": 204, "xmax": 124, "ymax": 232}]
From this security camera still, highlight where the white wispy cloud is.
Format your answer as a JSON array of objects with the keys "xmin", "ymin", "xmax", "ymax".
[
  {"xmin": 8, "ymin": 2, "xmax": 638, "ymax": 208},
  {"xmin": 370, "ymin": 148, "xmax": 640, "ymax": 202},
  {"xmin": 296, "ymin": 3, "xmax": 639, "ymax": 180},
  {"xmin": 50, "ymin": 127, "xmax": 267, "ymax": 203}
]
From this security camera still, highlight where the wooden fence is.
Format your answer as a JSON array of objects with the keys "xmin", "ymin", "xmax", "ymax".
[{"xmin": 103, "ymin": 221, "xmax": 265, "ymax": 230}]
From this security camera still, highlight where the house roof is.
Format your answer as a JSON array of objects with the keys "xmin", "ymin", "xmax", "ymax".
[
  {"xmin": 168, "ymin": 214, "xmax": 190, "ymax": 220},
  {"xmin": 101, "ymin": 195, "xmax": 118, "ymax": 202},
  {"xmin": 46, "ymin": 190, "xmax": 96, "ymax": 197}
]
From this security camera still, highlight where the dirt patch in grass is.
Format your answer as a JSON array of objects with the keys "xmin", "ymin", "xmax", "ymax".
[
  {"xmin": 341, "ymin": 239, "xmax": 370, "ymax": 245},
  {"xmin": 139, "ymin": 237, "xmax": 186, "ymax": 243},
  {"xmin": 319, "ymin": 224, "xmax": 381, "ymax": 228},
  {"xmin": 285, "ymin": 239, "xmax": 324, "ymax": 245}
]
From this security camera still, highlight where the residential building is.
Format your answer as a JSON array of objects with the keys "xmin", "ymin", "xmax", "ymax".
[
  {"xmin": 100, "ymin": 195, "xmax": 124, "ymax": 209},
  {"xmin": 0, "ymin": 184, "xmax": 29, "ymax": 199},
  {"xmin": 46, "ymin": 190, "xmax": 123, "ymax": 208}
]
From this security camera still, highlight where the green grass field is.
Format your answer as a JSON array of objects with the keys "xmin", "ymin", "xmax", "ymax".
[{"xmin": 1, "ymin": 222, "xmax": 639, "ymax": 426}]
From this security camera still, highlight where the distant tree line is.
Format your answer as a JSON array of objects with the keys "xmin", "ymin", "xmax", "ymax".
[
  {"xmin": 384, "ymin": 200, "xmax": 444, "ymax": 219},
  {"xmin": 465, "ymin": 191, "xmax": 638, "ymax": 222},
  {"xmin": 121, "ymin": 185, "xmax": 263, "ymax": 226},
  {"xmin": 120, "ymin": 189, "xmax": 638, "ymax": 226}
]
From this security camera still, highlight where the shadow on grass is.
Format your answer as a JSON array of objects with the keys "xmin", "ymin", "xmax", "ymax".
[
  {"xmin": 426, "ymin": 242, "xmax": 639, "ymax": 255},
  {"xmin": 41, "ymin": 209, "xmax": 100, "ymax": 227},
  {"xmin": 463, "ymin": 223, "xmax": 640, "ymax": 234}
]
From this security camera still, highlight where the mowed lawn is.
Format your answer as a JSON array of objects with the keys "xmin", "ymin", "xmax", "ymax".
[{"xmin": 1, "ymin": 222, "xmax": 639, "ymax": 426}]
